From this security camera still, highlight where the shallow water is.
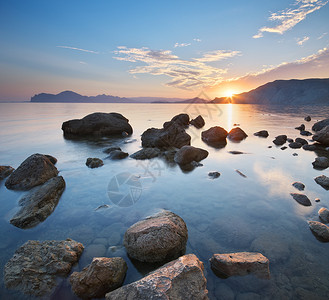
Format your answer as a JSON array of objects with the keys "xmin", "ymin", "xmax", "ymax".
[{"xmin": 0, "ymin": 102, "xmax": 329, "ymax": 299}]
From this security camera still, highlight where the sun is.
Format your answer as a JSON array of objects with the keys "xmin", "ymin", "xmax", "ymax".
[{"xmin": 225, "ymin": 90, "xmax": 235, "ymax": 98}]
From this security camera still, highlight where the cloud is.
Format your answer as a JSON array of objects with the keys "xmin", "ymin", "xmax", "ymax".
[
  {"xmin": 57, "ymin": 46, "xmax": 99, "ymax": 54},
  {"xmin": 193, "ymin": 38, "xmax": 202, "ymax": 42},
  {"xmin": 113, "ymin": 46, "xmax": 240, "ymax": 90},
  {"xmin": 296, "ymin": 36, "xmax": 310, "ymax": 45},
  {"xmin": 174, "ymin": 42, "xmax": 191, "ymax": 48},
  {"xmin": 318, "ymin": 32, "xmax": 328, "ymax": 39},
  {"xmin": 253, "ymin": 0, "xmax": 328, "ymax": 38}
]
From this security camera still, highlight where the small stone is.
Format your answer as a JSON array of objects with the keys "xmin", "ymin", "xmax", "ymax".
[
  {"xmin": 281, "ymin": 146, "xmax": 287, "ymax": 150},
  {"xmin": 289, "ymin": 142, "xmax": 302, "ymax": 149},
  {"xmin": 308, "ymin": 221, "xmax": 329, "ymax": 242},
  {"xmin": 190, "ymin": 115, "xmax": 205, "ymax": 128},
  {"xmin": 292, "ymin": 182, "xmax": 305, "ymax": 191},
  {"xmin": 253, "ymin": 130, "xmax": 269, "ymax": 138},
  {"xmin": 273, "ymin": 135, "xmax": 287, "ymax": 146},
  {"xmin": 287, "ymin": 138, "xmax": 294, "ymax": 143},
  {"xmin": 302, "ymin": 144, "xmax": 317, "ymax": 151},
  {"xmin": 318, "ymin": 208, "xmax": 329, "ymax": 223},
  {"xmin": 0, "ymin": 166, "xmax": 14, "ymax": 180},
  {"xmin": 300, "ymin": 130, "xmax": 312, "ymax": 136},
  {"xmin": 227, "ymin": 127, "xmax": 248, "ymax": 141},
  {"xmin": 304, "ymin": 116, "xmax": 311, "ymax": 122},
  {"xmin": 295, "ymin": 124, "xmax": 305, "ymax": 131},
  {"xmin": 130, "ymin": 148, "xmax": 161, "ymax": 160},
  {"xmin": 290, "ymin": 193, "xmax": 311, "ymax": 206},
  {"xmin": 106, "ymin": 150, "xmax": 129, "ymax": 160},
  {"xmin": 312, "ymin": 157, "xmax": 329, "ymax": 169},
  {"xmin": 208, "ymin": 172, "xmax": 221, "ymax": 179},
  {"xmin": 86, "ymin": 158, "xmax": 103, "ymax": 168},
  {"xmin": 174, "ymin": 146, "xmax": 208, "ymax": 165},
  {"xmin": 293, "ymin": 153, "xmax": 298, "ymax": 156},
  {"xmin": 228, "ymin": 151, "xmax": 245, "ymax": 155},
  {"xmin": 103, "ymin": 147, "xmax": 121, "ymax": 154},
  {"xmin": 314, "ymin": 175, "xmax": 329, "ymax": 189},
  {"xmin": 295, "ymin": 138, "xmax": 308, "ymax": 145},
  {"xmin": 315, "ymin": 198, "xmax": 321, "ymax": 202}
]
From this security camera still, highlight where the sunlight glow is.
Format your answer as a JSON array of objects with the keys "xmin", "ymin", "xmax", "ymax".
[{"xmin": 225, "ymin": 90, "xmax": 235, "ymax": 98}]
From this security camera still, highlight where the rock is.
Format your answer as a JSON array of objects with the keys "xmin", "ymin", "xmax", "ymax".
[
  {"xmin": 44, "ymin": 155, "xmax": 57, "ymax": 164},
  {"xmin": 308, "ymin": 221, "xmax": 329, "ymax": 242},
  {"xmin": 287, "ymin": 138, "xmax": 294, "ymax": 143},
  {"xmin": 293, "ymin": 153, "xmax": 298, "ymax": 156},
  {"xmin": 290, "ymin": 193, "xmax": 311, "ymax": 206},
  {"xmin": 315, "ymin": 198, "xmax": 321, "ymax": 202},
  {"xmin": 70, "ymin": 257, "xmax": 127, "ymax": 299},
  {"xmin": 289, "ymin": 142, "xmax": 302, "ymax": 149},
  {"xmin": 105, "ymin": 254, "xmax": 208, "ymax": 300},
  {"xmin": 86, "ymin": 158, "xmax": 103, "ymax": 168},
  {"xmin": 201, "ymin": 126, "xmax": 228, "ymax": 145},
  {"xmin": 227, "ymin": 127, "xmax": 248, "ymax": 141},
  {"xmin": 124, "ymin": 210, "xmax": 188, "ymax": 263},
  {"xmin": 10, "ymin": 176, "xmax": 65, "ymax": 229},
  {"xmin": 191, "ymin": 161, "xmax": 203, "ymax": 167},
  {"xmin": 295, "ymin": 138, "xmax": 308, "ymax": 145},
  {"xmin": 208, "ymin": 171, "xmax": 221, "ymax": 179},
  {"xmin": 236, "ymin": 169, "xmax": 247, "ymax": 178},
  {"xmin": 303, "ymin": 144, "xmax": 317, "ymax": 151},
  {"xmin": 141, "ymin": 123, "xmax": 191, "ymax": 149},
  {"xmin": 209, "ymin": 252, "xmax": 270, "ymax": 279},
  {"xmin": 300, "ymin": 130, "xmax": 312, "ymax": 136},
  {"xmin": 5, "ymin": 154, "xmax": 59, "ymax": 190},
  {"xmin": 318, "ymin": 208, "xmax": 329, "ymax": 223},
  {"xmin": 253, "ymin": 130, "xmax": 269, "ymax": 138},
  {"xmin": 61, "ymin": 112, "xmax": 133, "ymax": 137},
  {"xmin": 312, "ymin": 125, "xmax": 329, "ymax": 146},
  {"xmin": 228, "ymin": 151, "xmax": 245, "ymax": 155},
  {"xmin": 273, "ymin": 135, "xmax": 287, "ymax": 146},
  {"xmin": 164, "ymin": 113, "xmax": 190, "ymax": 128},
  {"xmin": 312, "ymin": 157, "xmax": 329, "ymax": 169},
  {"xmin": 106, "ymin": 150, "xmax": 129, "ymax": 160},
  {"xmin": 190, "ymin": 115, "xmax": 205, "ymax": 128},
  {"xmin": 174, "ymin": 146, "xmax": 208, "ymax": 165},
  {"xmin": 295, "ymin": 124, "xmax": 305, "ymax": 131},
  {"xmin": 292, "ymin": 182, "xmax": 305, "ymax": 191},
  {"xmin": 315, "ymin": 175, "xmax": 329, "ymax": 189},
  {"xmin": 104, "ymin": 147, "xmax": 122, "ymax": 154},
  {"xmin": 280, "ymin": 146, "xmax": 287, "ymax": 150},
  {"xmin": 304, "ymin": 116, "xmax": 311, "ymax": 122},
  {"xmin": 4, "ymin": 239, "xmax": 84, "ymax": 297},
  {"xmin": 0, "ymin": 166, "xmax": 14, "ymax": 180},
  {"xmin": 130, "ymin": 148, "xmax": 161, "ymax": 160},
  {"xmin": 312, "ymin": 118, "xmax": 329, "ymax": 131}
]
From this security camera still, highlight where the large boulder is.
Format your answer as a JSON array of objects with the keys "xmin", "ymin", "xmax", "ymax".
[
  {"xmin": 62, "ymin": 112, "xmax": 133, "ymax": 137},
  {"xmin": 201, "ymin": 126, "xmax": 228, "ymax": 145},
  {"xmin": 308, "ymin": 221, "xmax": 329, "ymax": 242},
  {"xmin": 5, "ymin": 154, "xmax": 59, "ymax": 190},
  {"xmin": 70, "ymin": 257, "xmax": 127, "ymax": 299},
  {"xmin": 190, "ymin": 115, "xmax": 205, "ymax": 128},
  {"xmin": 124, "ymin": 210, "xmax": 188, "ymax": 263},
  {"xmin": 312, "ymin": 125, "xmax": 329, "ymax": 146},
  {"xmin": 314, "ymin": 175, "xmax": 329, "ymax": 189},
  {"xmin": 4, "ymin": 239, "xmax": 84, "ymax": 297},
  {"xmin": 174, "ymin": 146, "xmax": 208, "ymax": 165},
  {"xmin": 105, "ymin": 254, "xmax": 208, "ymax": 300},
  {"xmin": 227, "ymin": 127, "xmax": 248, "ymax": 141},
  {"xmin": 130, "ymin": 148, "xmax": 161, "ymax": 160},
  {"xmin": 312, "ymin": 118, "xmax": 329, "ymax": 132},
  {"xmin": 209, "ymin": 252, "xmax": 270, "ymax": 279},
  {"xmin": 0, "ymin": 165, "xmax": 14, "ymax": 180},
  {"xmin": 141, "ymin": 123, "xmax": 191, "ymax": 149},
  {"xmin": 164, "ymin": 113, "xmax": 190, "ymax": 128},
  {"xmin": 10, "ymin": 176, "xmax": 65, "ymax": 229},
  {"xmin": 312, "ymin": 157, "xmax": 329, "ymax": 169}
]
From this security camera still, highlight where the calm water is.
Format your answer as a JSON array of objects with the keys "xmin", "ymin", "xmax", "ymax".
[{"xmin": 1, "ymin": 103, "xmax": 329, "ymax": 299}]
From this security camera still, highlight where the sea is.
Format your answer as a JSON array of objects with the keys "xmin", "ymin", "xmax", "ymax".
[{"xmin": 1, "ymin": 102, "xmax": 329, "ymax": 299}]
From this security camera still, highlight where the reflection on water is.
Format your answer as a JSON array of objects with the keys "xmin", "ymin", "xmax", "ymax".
[{"xmin": 1, "ymin": 103, "xmax": 329, "ymax": 299}]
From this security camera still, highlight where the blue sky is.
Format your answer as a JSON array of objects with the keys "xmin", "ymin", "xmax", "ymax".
[{"xmin": 0, "ymin": 0, "xmax": 328, "ymax": 100}]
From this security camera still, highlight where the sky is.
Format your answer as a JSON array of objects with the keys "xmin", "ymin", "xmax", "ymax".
[{"xmin": 0, "ymin": 0, "xmax": 328, "ymax": 101}]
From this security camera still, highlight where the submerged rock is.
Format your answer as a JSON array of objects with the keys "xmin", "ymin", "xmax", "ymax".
[
  {"xmin": 202, "ymin": 126, "xmax": 228, "ymax": 145},
  {"xmin": 254, "ymin": 130, "xmax": 269, "ymax": 138},
  {"xmin": 105, "ymin": 254, "xmax": 208, "ymax": 300},
  {"xmin": 10, "ymin": 176, "xmax": 65, "ymax": 229},
  {"xmin": 5, "ymin": 154, "xmax": 59, "ymax": 190},
  {"xmin": 312, "ymin": 118, "xmax": 329, "ymax": 132},
  {"xmin": 312, "ymin": 125, "xmax": 329, "ymax": 146},
  {"xmin": 86, "ymin": 158, "xmax": 103, "ymax": 168},
  {"xmin": 314, "ymin": 175, "xmax": 329, "ymax": 189},
  {"xmin": 308, "ymin": 221, "xmax": 329, "ymax": 242},
  {"xmin": 70, "ymin": 257, "xmax": 127, "ymax": 299},
  {"xmin": 227, "ymin": 127, "xmax": 248, "ymax": 141},
  {"xmin": 292, "ymin": 182, "xmax": 305, "ymax": 191},
  {"xmin": 208, "ymin": 171, "xmax": 221, "ymax": 179},
  {"xmin": 300, "ymin": 130, "xmax": 312, "ymax": 136},
  {"xmin": 312, "ymin": 157, "xmax": 329, "ymax": 169},
  {"xmin": 174, "ymin": 146, "xmax": 208, "ymax": 165},
  {"xmin": 4, "ymin": 239, "xmax": 84, "ymax": 297},
  {"xmin": 318, "ymin": 208, "xmax": 329, "ymax": 223},
  {"xmin": 209, "ymin": 252, "xmax": 270, "ymax": 279},
  {"xmin": 290, "ymin": 193, "xmax": 311, "ymax": 206},
  {"xmin": 130, "ymin": 148, "xmax": 161, "ymax": 160},
  {"xmin": 124, "ymin": 210, "xmax": 188, "ymax": 263},
  {"xmin": 190, "ymin": 115, "xmax": 205, "ymax": 128},
  {"xmin": 62, "ymin": 112, "xmax": 133, "ymax": 137},
  {"xmin": 295, "ymin": 124, "xmax": 305, "ymax": 131},
  {"xmin": 103, "ymin": 147, "xmax": 122, "ymax": 154},
  {"xmin": 273, "ymin": 135, "xmax": 287, "ymax": 146},
  {"xmin": 289, "ymin": 142, "xmax": 302, "ymax": 149},
  {"xmin": 0, "ymin": 166, "xmax": 14, "ymax": 180},
  {"xmin": 106, "ymin": 150, "xmax": 129, "ymax": 160}
]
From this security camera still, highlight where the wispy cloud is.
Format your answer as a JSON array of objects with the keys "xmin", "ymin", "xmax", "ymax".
[
  {"xmin": 174, "ymin": 42, "xmax": 191, "ymax": 48},
  {"xmin": 318, "ymin": 32, "xmax": 328, "ymax": 39},
  {"xmin": 57, "ymin": 45, "xmax": 99, "ymax": 54},
  {"xmin": 253, "ymin": 0, "xmax": 328, "ymax": 38},
  {"xmin": 296, "ymin": 36, "xmax": 310, "ymax": 45},
  {"xmin": 113, "ymin": 46, "xmax": 241, "ymax": 90},
  {"xmin": 193, "ymin": 38, "xmax": 202, "ymax": 42}
]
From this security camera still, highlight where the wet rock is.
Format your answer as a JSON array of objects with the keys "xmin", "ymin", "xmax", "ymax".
[
  {"xmin": 161, "ymin": 148, "xmax": 177, "ymax": 162},
  {"xmin": 190, "ymin": 115, "xmax": 205, "ymax": 128},
  {"xmin": 70, "ymin": 257, "xmax": 127, "ymax": 299},
  {"xmin": 106, "ymin": 150, "xmax": 129, "ymax": 160},
  {"xmin": 227, "ymin": 127, "xmax": 248, "ymax": 141},
  {"xmin": 308, "ymin": 221, "xmax": 329, "ymax": 242},
  {"xmin": 287, "ymin": 138, "xmax": 294, "ymax": 143},
  {"xmin": 303, "ymin": 144, "xmax": 317, "ymax": 151},
  {"xmin": 295, "ymin": 138, "xmax": 308, "ymax": 145},
  {"xmin": 10, "ymin": 176, "xmax": 65, "ymax": 229},
  {"xmin": 295, "ymin": 124, "xmax": 305, "ymax": 131},
  {"xmin": 4, "ymin": 239, "xmax": 84, "ymax": 297},
  {"xmin": 293, "ymin": 153, "xmax": 298, "ymax": 156},
  {"xmin": 105, "ymin": 254, "xmax": 208, "ymax": 300},
  {"xmin": 314, "ymin": 175, "xmax": 329, "ymax": 189},
  {"xmin": 201, "ymin": 126, "xmax": 228, "ymax": 145},
  {"xmin": 228, "ymin": 151, "xmax": 245, "ymax": 155},
  {"xmin": 273, "ymin": 135, "xmax": 287, "ymax": 146},
  {"xmin": 103, "ymin": 147, "xmax": 122, "ymax": 154},
  {"xmin": 281, "ymin": 146, "xmax": 287, "ymax": 150},
  {"xmin": 208, "ymin": 171, "xmax": 221, "ymax": 179},
  {"xmin": 124, "ymin": 210, "xmax": 188, "ymax": 263},
  {"xmin": 312, "ymin": 118, "xmax": 329, "ymax": 131},
  {"xmin": 304, "ymin": 116, "xmax": 311, "ymax": 122},
  {"xmin": 164, "ymin": 113, "xmax": 190, "ymax": 128},
  {"xmin": 44, "ymin": 155, "xmax": 57, "ymax": 164},
  {"xmin": 290, "ymin": 193, "xmax": 311, "ymax": 206},
  {"xmin": 5, "ymin": 154, "xmax": 59, "ymax": 190},
  {"xmin": 174, "ymin": 146, "xmax": 208, "ymax": 165},
  {"xmin": 142, "ymin": 123, "xmax": 191, "ymax": 149},
  {"xmin": 289, "ymin": 142, "xmax": 302, "ymax": 149},
  {"xmin": 130, "ymin": 148, "xmax": 161, "ymax": 160},
  {"xmin": 86, "ymin": 158, "xmax": 103, "ymax": 168},
  {"xmin": 210, "ymin": 252, "xmax": 269, "ymax": 279},
  {"xmin": 318, "ymin": 208, "xmax": 329, "ymax": 223},
  {"xmin": 300, "ymin": 130, "xmax": 312, "ymax": 136},
  {"xmin": 236, "ymin": 169, "xmax": 247, "ymax": 178},
  {"xmin": 292, "ymin": 182, "xmax": 305, "ymax": 191},
  {"xmin": 62, "ymin": 112, "xmax": 133, "ymax": 137},
  {"xmin": 312, "ymin": 157, "xmax": 329, "ymax": 169},
  {"xmin": 0, "ymin": 166, "xmax": 14, "ymax": 180},
  {"xmin": 312, "ymin": 125, "xmax": 329, "ymax": 146},
  {"xmin": 254, "ymin": 130, "xmax": 269, "ymax": 138},
  {"xmin": 315, "ymin": 198, "xmax": 321, "ymax": 202}
]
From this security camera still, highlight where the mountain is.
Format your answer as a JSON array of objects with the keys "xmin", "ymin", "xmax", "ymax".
[
  {"xmin": 213, "ymin": 78, "xmax": 329, "ymax": 105},
  {"xmin": 130, "ymin": 97, "xmax": 186, "ymax": 103}
]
